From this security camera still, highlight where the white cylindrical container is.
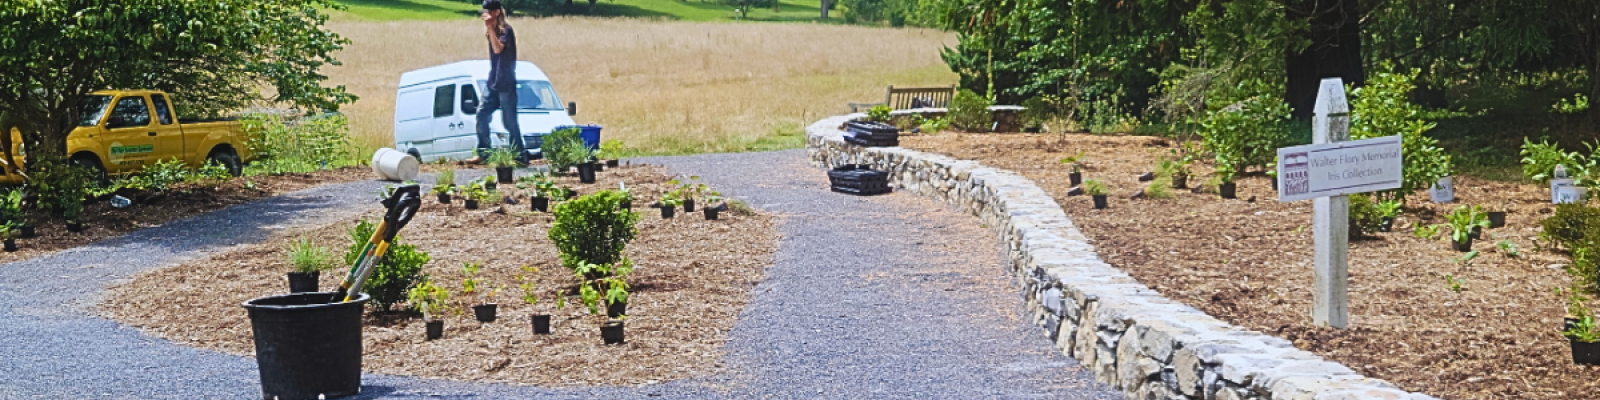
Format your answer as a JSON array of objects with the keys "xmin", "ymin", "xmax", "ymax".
[
  {"xmin": 1429, "ymin": 176, "xmax": 1455, "ymax": 203},
  {"xmin": 370, "ymin": 148, "xmax": 419, "ymax": 182}
]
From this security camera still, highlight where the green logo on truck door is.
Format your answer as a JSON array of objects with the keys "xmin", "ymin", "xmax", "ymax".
[{"xmin": 111, "ymin": 144, "xmax": 153, "ymax": 155}]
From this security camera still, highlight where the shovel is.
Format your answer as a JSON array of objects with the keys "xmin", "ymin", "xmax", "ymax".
[{"xmin": 330, "ymin": 184, "xmax": 421, "ymax": 304}]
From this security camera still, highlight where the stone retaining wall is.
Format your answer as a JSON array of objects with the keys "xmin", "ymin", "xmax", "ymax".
[{"xmin": 807, "ymin": 113, "xmax": 1439, "ymax": 400}]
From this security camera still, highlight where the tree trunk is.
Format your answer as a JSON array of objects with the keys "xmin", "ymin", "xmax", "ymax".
[
  {"xmin": 1286, "ymin": 0, "xmax": 1365, "ymax": 121},
  {"xmin": 820, "ymin": 0, "xmax": 830, "ymax": 19}
]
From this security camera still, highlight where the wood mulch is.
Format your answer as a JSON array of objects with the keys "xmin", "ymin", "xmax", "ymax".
[
  {"xmin": 0, "ymin": 167, "xmax": 372, "ymax": 265},
  {"xmin": 100, "ymin": 164, "xmax": 779, "ymax": 386},
  {"xmin": 901, "ymin": 132, "xmax": 1598, "ymax": 400}
]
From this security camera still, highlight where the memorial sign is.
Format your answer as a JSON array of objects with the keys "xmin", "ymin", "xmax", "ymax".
[{"xmin": 1275, "ymin": 136, "xmax": 1404, "ymax": 203}]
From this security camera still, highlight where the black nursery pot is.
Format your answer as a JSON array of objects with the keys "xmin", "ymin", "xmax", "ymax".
[
  {"xmin": 606, "ymin": 159, "xmax": 620, "ymax": 167},
  {"xmin": 661, "ymin": 206, "xmax": 675, "ymax": 219},
  {"xmin": 620, "ymin": 198, "xmax": 632, "ymax": 210},
  {"xmin": 1573, "ymin": 339, "xmax": 1600, "ymax": 365},
  {"xmin": 1469, "ymin": 226, "xmax": 1482, "ymax": 240},
  {"xmin": 577, "ymin": 163, "xmax": 597, "ymax": 184},
  {"xmin": 437, "ymin": 193, "xmax": 451, "ymax": 204},
  {"xmin": 1453, "ymin": 237, "xmax": 1473, "ymax": 252},
  {"xmin": 1092, "ymin": 195, "xmax": 1108, "ymax": 209},
  {"xmin": 1567, "ymin": 317, "xmax": 1582, "ymax": 332},
  {"xmin": 1069, "ymin": 172, "xmax": 1083, "ymax": 186},
  {"xmin": 485, "ymin": 181, "xmax": 497, "ymax": 192},
  {"xmin": 66, "ymin": 221, "xmax": 83, "ymax": 233},
  {"xmin": 1378, "ymin": 218, "xmax": 1394, "ymax": 233},
  {"xmin": 1270, "ymin": 178, "xmax": 1279, "ymax": 192},
  {"xmin": 473, "ymin": 303, "xmax": 498, "ymax": 322},
  {"xmin": 19, "ymin": 225, "xmax": 33, "ymax": 238},
  {"xmin": 286, "ymin": 271, "xmax": 319, "ymax": 293},
  {"xmin": 684, "ymin": 198, "xmax": 696, "ymax": 213},
  {"xmin": 1172, "ymin": 175, "xmax": 1188, "ymax": 189},
  {"xmin": 426, "ymin": 320, "xmax": 443, "ymax": 340},
  {"xmin": 1488, "ymin": 211, "xmax": 1507, "ymax": 228},
  {"xmin": 607, "ymin": 301, "xmax": 627, "ymax": 318},
  {"xmin": 464, "ymin": 199, "xmax": 480, "ymax": 210},
  {"xmin": 705, "ymin": 208, "xmax": 719, "ymax": 220},
  {"xmin": 531, "ymin": 196, "xmax": 549, "ymax": 212},
  {"xmin": 1219, "ymin": 183, "xmax": 1238, "ymax": 199},
  {"xmin": 601, "ymin": 321, "xmax": 625, "ymax": 345},
  {"xmin": 496, "ymin": 167, "xmax": 514, "ymax": 184},
  {"xmin": 3, "ymin": 238, "xmax": 15, "ymax": 252},
  {"xmin": 531, "ymin": 314, "xmax": 552, "ymax": 334}
]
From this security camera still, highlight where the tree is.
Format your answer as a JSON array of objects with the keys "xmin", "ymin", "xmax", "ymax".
[{"xmin": 0, "ymin": 0, "xmax": 357, "ymax": 166}]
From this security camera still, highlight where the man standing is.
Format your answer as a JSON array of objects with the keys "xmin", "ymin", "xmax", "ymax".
[{"xmin": 471, "ymin": 0, "xmax": 526, "ymax": 164}]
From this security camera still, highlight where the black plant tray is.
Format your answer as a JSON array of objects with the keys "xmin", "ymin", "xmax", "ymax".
[
  {"xmin": 844, "ymin": 120, "xmax": 900, "ymax": 147},
  {"xmin": 828, "ymin": 164, "xmax": 891, "ymax": 196}
]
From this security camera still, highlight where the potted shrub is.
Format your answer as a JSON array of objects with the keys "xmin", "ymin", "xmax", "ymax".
[
  {"xmin": 1565, "ymin": 288, "xmax": 1590, "ymax": 332},
  {"xmin": 487, "ymin": 148, "xmax": 519, "ymax": 184},
  {"xmin": 703, "ymin": 192, "xmax": 723, "ymax": 220},
  {"xmin": 1059, "ymin": 152, "xmax": 1086, "ymax": 186},
  {"xmin": 1565, "ymin": 315, "xmax": 1600, "ymax": 365},
  {"xmin": 432, "ymin": 168, "xmax": 457, "ymax": 204},
  {"xmin": 1447, "ymin": 205, "xmax": 1489, "ymax": 252},
  {"xmin": 576, "ymin": 260, "xmax": 631, "ymax": 344},
  {"xmin": 564, "ymin": 144, "xmax": 598, "ymax": 184},
  {"xmin": 0, "ymin": 189, "xmax": 22, "ymax": 238},
  {"xmin": 1158, "ymin": 153, "xmax": 1192, "ymax": 189},
  {"xmin": 408, "ymin": 279, "xmax": 450, "ymax": 340},
  {"xmin": 1215, "ymin": 163, "xmax": 1238, "ymax": 200},
  {"xmin": 617, "ymin": 182, "xmax": 634, "ymax": 210},
  {"xmin": 285, "ymin": 236, "xmax": 333, "ymax": 293},
  {"xmin": 0, "ymin": 221, "xmax": 18, "ymax": 252},
  {"xmin": 518, "ymin": 265, "xmax": 555, "ymax": 334},
  {"xmin": 667, "ymin": 176, "xmax": 707, "ymax": 212},
  {"xmin": 461, "ymin": 262, "xmax": 500, "ymax": 322},
  {"xmin": 598, "ymin": 139, "xmax": 624, "ymax": 167},
  {"xmin": 62, "ymin": 195, "xmax": 84, "ymax": 232},
  {"xmin": 659, "ymin": 193, "xmax": 681, "ymax": 219},
  {"xmin": 1375, "ymin": 199, "xmax": 1403, "ymax": 232},
  {"xmin": 547, "ymin": 190, "xmax": 638, "ymax": 344},
  {"xmin": 1084, "ymin": 179, "xmax": 1109, "ymax": 209},
  {"xmin": 462, "ymin": 181, "xmax": 488, "ymax": 210}
]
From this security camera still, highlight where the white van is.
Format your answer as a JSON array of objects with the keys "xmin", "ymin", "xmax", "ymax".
[{"xmin": 393, "ymin": 60, "xmax": 577, "ymax": 162}]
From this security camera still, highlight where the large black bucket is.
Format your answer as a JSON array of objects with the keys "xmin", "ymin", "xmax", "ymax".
[{"xmin": 242, "ymin": 292, "xmax": 369, "ymax": 400}]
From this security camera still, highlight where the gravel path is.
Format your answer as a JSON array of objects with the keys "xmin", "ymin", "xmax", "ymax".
[{"xmin": 0, "ymin": 150, "xmax": 1117, "ymax": 399}]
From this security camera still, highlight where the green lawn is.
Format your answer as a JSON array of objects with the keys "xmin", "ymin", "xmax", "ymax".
[{"xmin": 330, "ymin": 0, "xmax": 842, "ymax": 22}]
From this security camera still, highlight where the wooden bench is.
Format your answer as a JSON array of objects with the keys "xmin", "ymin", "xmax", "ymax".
[{"xmin": 849, "ymin": 85, "xmax": 958, "ymax": 112}]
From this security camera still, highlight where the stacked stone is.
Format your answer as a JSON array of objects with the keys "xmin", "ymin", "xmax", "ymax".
[{"xmin": 806, "ymin": 113, "xmax": 1440, "ymax": 400}]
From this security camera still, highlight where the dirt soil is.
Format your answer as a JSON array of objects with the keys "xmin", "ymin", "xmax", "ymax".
[
  {"xmin": 100, "ymin": 164, "xmax": 779, "ymax": 387},
  {"xmin": 901, "ymin": 132, "xmax": 1598, "ymax": 399},
  {"xmin": 2, "ymin": 167, "xmax": 371, "ymax": 265}
]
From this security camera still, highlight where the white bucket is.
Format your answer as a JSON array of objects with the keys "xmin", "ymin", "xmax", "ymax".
[
  {"xmin": 1429, "ymin": 176, "xmax": 1455, "ymax": 203},
  {"xmin": 370, "ymin": 148, "xmax": 419, "ymax": 182}
]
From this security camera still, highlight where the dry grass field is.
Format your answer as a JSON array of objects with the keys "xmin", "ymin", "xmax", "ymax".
[{"xmin": 325, "ymin": 18, "xmax": 955, "ymax": 155}]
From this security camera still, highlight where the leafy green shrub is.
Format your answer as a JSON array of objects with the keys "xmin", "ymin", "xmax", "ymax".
[
  {"xmin": 947, "ymin": 89, "xmax": 993, "ymax": 131},
  {"xmin": 344, "ymin": 219, "xmax": 431, "ymax": 312},
  {"xmin": 548, "ymin": 190, "xmax": 639, "ymax": 274},
  {"xmin": 842, "ymin": 0, "xmax": 889, "ymax": 21},
  {"xmin": 1348, "ymin": 193, "xmax": 1385, "ymax": 235},
  {"xmin": 1349, "ymin": 67, "xmax": 1451, "ymax": 198},
  {"xmin": 29, "ymin": 154, "xmax": 90, "ymax": 221},
  {"xmin": 241, "ymin": 113, "xmax": 357, "ymax": 176},
  {"xmin": 1197, "ymin": 96, "xmax": 1290, "ymax": 175},
  {"xmin": 1543, "ymin": 204, "xmax": 1600, "ymax": 250},
  {"xmin": 866, "ymin": 104, "xmax": 892, "ymax": 123},
  {"xmin": 544, "ymin": 127, "xmax": 586, "ymax": 171},
  {"xmin": 1521, "ymin": 136, "xmax": 1591, "ymax": 183}
]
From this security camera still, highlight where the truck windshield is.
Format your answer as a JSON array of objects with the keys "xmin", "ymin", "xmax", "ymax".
[
  {"xmin": 476, "ymin": 80, "xmax": 564, "ymax": 111},
  {"xmin": 78, "ymin": 95, "xmax": 113, "ymax": 126}
]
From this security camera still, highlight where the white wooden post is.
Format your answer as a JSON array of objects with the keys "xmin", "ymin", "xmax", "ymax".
[{"xmin": 1312, "ymin": 78, "xmax": 1350, "ymax": 329}]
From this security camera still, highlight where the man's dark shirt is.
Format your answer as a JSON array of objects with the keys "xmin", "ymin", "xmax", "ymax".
[{"xmin": 487, "ymin": 25, "xmax": 517, "ymax": 91}]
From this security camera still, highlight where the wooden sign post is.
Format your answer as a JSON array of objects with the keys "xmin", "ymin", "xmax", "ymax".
[{"xmin": 1276, "ymin": 78, "xmax": 1404, "ymax": 329}]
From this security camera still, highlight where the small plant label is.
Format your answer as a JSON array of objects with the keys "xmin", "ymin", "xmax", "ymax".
[{"xmin": 1275, "ymin": 135, "xmax": 1403, "ymax": 203}]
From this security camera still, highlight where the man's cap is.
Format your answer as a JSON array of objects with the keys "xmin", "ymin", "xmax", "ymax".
[{"xmin": 482, "ymin": 0, "xmax": 502, "ymax": 10}]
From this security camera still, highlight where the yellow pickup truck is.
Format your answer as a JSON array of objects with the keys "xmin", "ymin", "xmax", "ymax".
[{"xmin": 2, "ymin": 89, "xmax": 253, "ymax": 183}]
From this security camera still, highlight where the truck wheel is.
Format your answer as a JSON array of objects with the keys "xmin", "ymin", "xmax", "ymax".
[
  {"xmin": 69, "ymin": 154, "xmax": 107, "ymax": 184},
  {"xmin": 207, "ymin": 151, "xmax": 242, "ymax": 177}
]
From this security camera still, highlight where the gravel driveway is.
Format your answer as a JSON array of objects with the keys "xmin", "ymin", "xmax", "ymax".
[{"xmin": 0, "ymin": 150, "xmax": 1117, "ymax": 399}]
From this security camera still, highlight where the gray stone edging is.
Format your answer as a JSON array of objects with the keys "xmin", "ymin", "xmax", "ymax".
[{"xmin": 806, "ymin": 113, "xmax": 1439, "ymax": 400}]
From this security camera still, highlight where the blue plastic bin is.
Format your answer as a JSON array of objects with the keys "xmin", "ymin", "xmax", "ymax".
[{"xmin": 553, "ymin": 124, "xmax": 603, "ymax": 150}]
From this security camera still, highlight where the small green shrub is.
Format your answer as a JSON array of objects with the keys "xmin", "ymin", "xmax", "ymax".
[
  {"xmin": 1197, "ymin": 96, "xmax": 1290, "ymax": 175},
  {"xmin": 866, "ymin": 104, "xmax": 892, "ymax": 123},
  {"xmin": 1447, "ymin": 205, "xmax": 1490, "ymax": 244},
  {"xmin": 947, "ymin": 89, "xmax": 993, "ymax": 131},
  {"xmin": 1544, "ymin": 204, "xmax": 1600, "ymax": 250},
  {"xmin": 241, "ymin": 113, "xmax": 357, "ymax": 176},
  {"xmin": 548, "ymin": 190, "xmax": 639, "ymax": 273},
  {"xmin": 544, "ymin": 127, "xmax": 585, "ymax": 171},
  {"xmin": 486, "ymin": 147, "xmax": 520, "ymax": 168},
  {"xmin": 1349, "ymin": 66, "xmax": 1452, "ymax": 199},
  {"xmin": 1348, "ymin": 194, "xmax": 1385, "ymax": 235},
  {"xmin": 407, "ymin": 278, "xmax": 450, "ymax": 320},
  {"xmin": 29, "ymin": 154, "xmax": 89, "ymax": 221},
  {"xmin": 344, "ymin": 219, "xmax": 431, "ymax": 312},
  {"xmin": 1083, "ymin": 179, "xmax": 1109, "ymax": 196}
]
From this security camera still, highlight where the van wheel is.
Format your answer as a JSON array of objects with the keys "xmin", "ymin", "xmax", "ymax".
[
  {"xmin": 207, "ymin": 151, "xmax": 242, "ymax": 177},
  {"xmin": 69, "ymin": 154, "xmax": 107, "ymax": 184}
]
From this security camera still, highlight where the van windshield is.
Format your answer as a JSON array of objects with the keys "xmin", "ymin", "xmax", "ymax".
[
  {"xmin": 78, "ymin": 95, "xmax": 113, "ymax": 126},
  {"xmin": 477, "ymin": 80, "xmax": 564, "ymax": 111}
]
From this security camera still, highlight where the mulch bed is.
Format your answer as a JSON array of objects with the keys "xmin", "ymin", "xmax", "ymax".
[
  {"xmin": 100, "ymin": 164, "xmax": 779, "ymax": 386},
  {"xmin": 0, "ymin": 167, "xmax": 372, "ymax": 265},
  {"xmin": 901, "ymin": 132, "xmax": 1598, "ymax": 399}
]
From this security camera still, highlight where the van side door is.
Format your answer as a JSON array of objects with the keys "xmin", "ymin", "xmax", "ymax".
[
  {"xmin": 430, "ymin": 83, "xmax": 471, "ymax": 157},
  {"xmin": 101, "ymin": 94, "xmax": 159, "ymax": 172}
]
